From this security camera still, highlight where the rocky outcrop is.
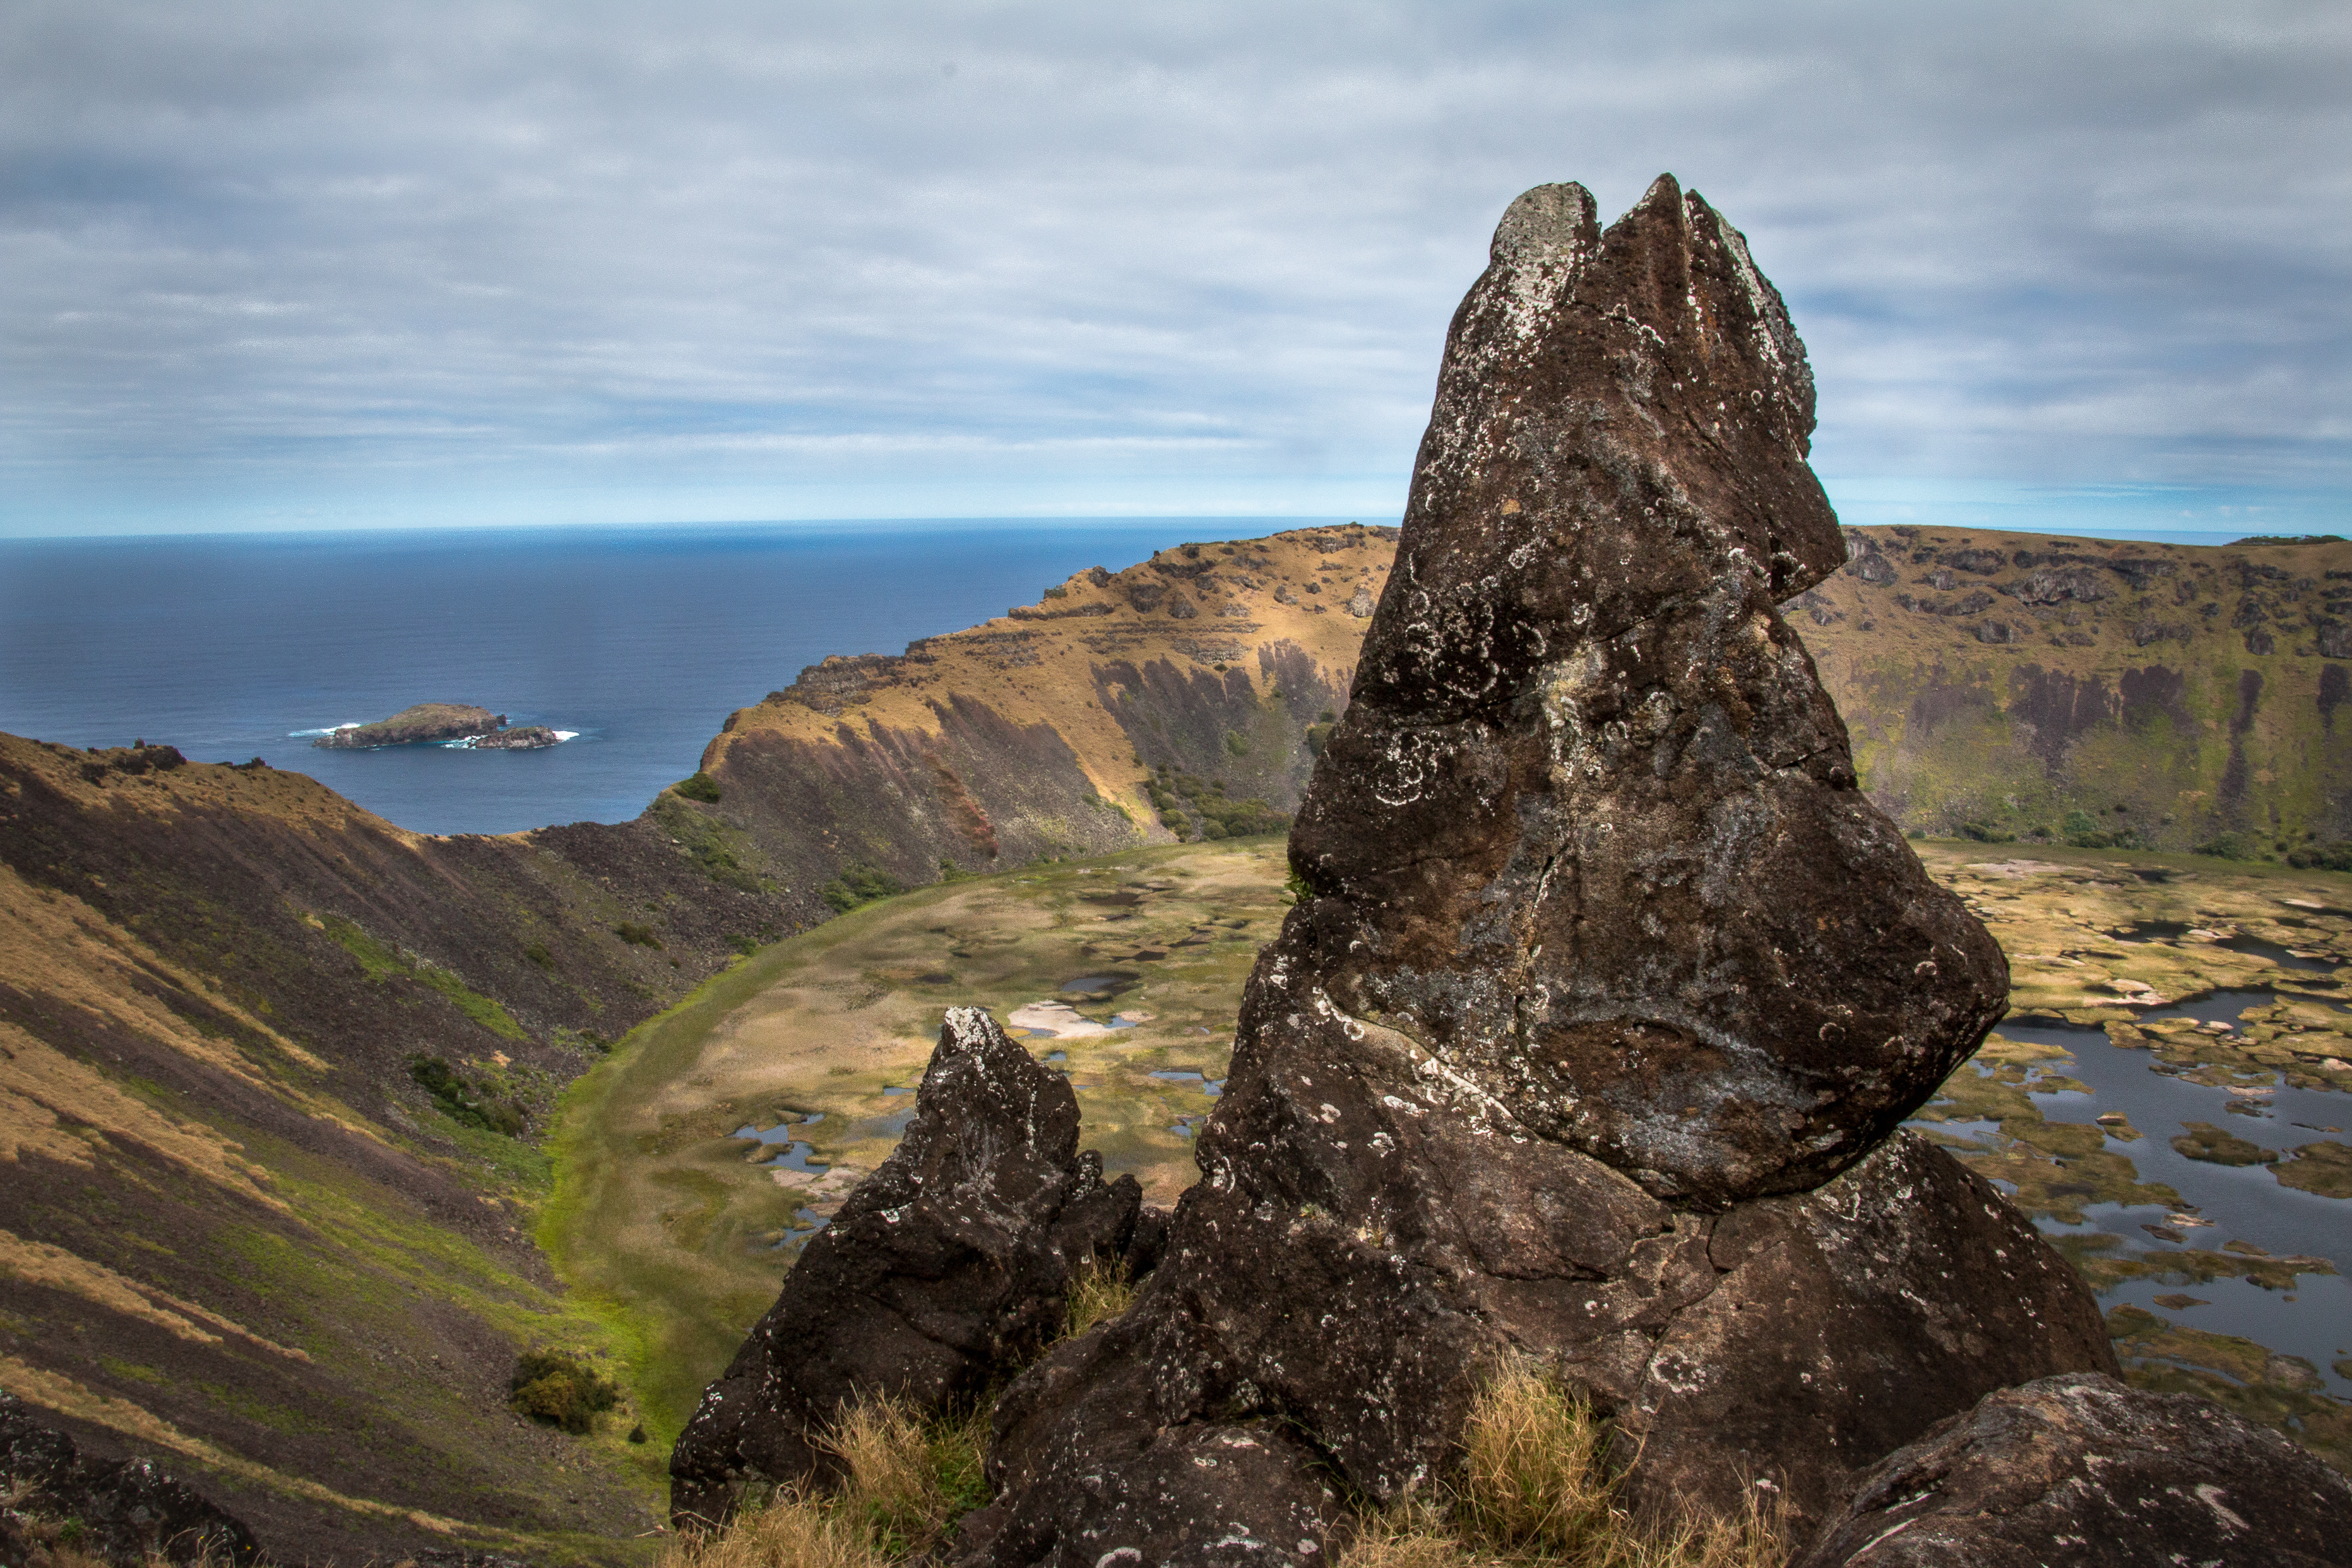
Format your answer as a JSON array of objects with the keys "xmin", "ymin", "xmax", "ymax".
[
  {"xmin": 670, "ymin": 1008, "xmax": 1146, "ymax": 1530},
  {"xmin": 466, "ymin": 724, "xmax": 561, "ymax": 749},
  {"xmin": 950, "ymin": 177, "xmax": 2111, "ymax": 1564},
  {"xmin": 1793, "ymin": 1373, "xmax": 2352, "ymax": 1567},
  {"xmin": 0, "ymin": 1394, "xmax": 262, "ymax": 1566},
  {"xmin": 312, "ymin": 702, "xmax": 506, "ymax": 747}
]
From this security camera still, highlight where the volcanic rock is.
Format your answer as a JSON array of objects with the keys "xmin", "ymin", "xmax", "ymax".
[
  {"xmin": 1792, "ymin": 1373, "xmax": 2352, "ymax": 1567},
  {"xmin": 954, "ymin": 178, "xmax": 2101, "ymax": 1564},
  {"xmin": 1297, "ymin": 174, "xmax": 2007, "ymax": 1204},
  {"xmin": 669, "ymin": 1007, "xmax": 1143, "ymax": 1529},
  {"xmin": 0, "ymin": 1394, "xmax": 263, "ymax": 1566}
]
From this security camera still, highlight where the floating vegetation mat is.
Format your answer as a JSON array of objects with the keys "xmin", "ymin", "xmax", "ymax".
[{"xmin": 1903, "ymin": 845, "xmax": 2351, "ymax": 1469}]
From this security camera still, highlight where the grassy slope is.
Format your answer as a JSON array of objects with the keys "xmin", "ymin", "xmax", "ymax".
[
  {"xmin": 682, "ymin": 525, "xmax": 1394, "ymax": 913},
  {"xmin": 1797, "ymin": 528, "xmax": 2352, "ymax": 847},
  {"xmin": 543, "ymin": 840, "xmax": 1292, "ymax": 1439},
  {"xmin": 0, "ymin": 734, "xmax": 814, "ymax": 1564}
]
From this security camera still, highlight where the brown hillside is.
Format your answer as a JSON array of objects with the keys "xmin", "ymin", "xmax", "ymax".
[
  {"xmin": 689, "ymin": 522, "xmax": 2349, "ymax": 894},
  {"xmin": 692, "ymin": 523, "xmax": 1397, "ymax": 902},
  {"xmin": 0, "ymin": 735, "xmax": 800, "ymax": 1562},
  {"xmin": 1798, "ymin": 526, "xmax": 2352, "ymax": 850}
]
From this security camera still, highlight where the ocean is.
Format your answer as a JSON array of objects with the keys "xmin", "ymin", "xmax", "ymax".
[{"xmin": 0, "ymin": 520, "xmax": 1301, "ymax": 836}]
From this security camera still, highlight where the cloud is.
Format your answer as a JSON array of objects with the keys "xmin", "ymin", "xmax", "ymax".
[{"xmin": 2, "ymin": 0, "xmax": 2346, "ymax": 533}]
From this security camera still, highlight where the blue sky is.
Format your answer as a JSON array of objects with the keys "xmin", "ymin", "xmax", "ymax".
[{"xmin": 3, "ymin": 1, "xmax": 2346, "ymax": 539}]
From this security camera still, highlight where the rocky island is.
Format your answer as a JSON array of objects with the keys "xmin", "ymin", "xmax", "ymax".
[{"xmin": 311, "ymin": 701, "xmax": 560, "ymax": 749}]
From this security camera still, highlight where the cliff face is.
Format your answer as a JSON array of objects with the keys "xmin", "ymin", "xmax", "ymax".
[
  {"xmin": 1795, "ymin": 527, "xmax": 2352, "ymax": 849},
  {"xmin": 0, "ymin": 735, "xmax": 797, "ymax": 1561},
  {"xmin": 684, "ymin": 523, "xmax": 2348, "ymax": 906},
  {"xmin": 685, "ymin": 525, "xmax": 1394, "ymax": 906}
]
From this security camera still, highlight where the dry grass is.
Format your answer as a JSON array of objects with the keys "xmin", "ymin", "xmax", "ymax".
[
  {"xmin": 654, "ymin": 1492, "xmax": 891, "ymax": 1568},
  {"xmin": 1062, "ymin": 1256, "xmax": 1136, "ymax": 1338},
  {"xmin": 651, "ymin": 1366, "xmax": 1780, "ymax": 1568},
  {"xmin": 1339, "ymin": 1363, "xmax": 1788, "ymax": 1568},
  {"xmin": 656, "ymin": 1396, "xmax": 989, "ymax": 1568},
  {"xmin": 1456, "ymin": 1365, "xmax": 1617, "ymax": 1556}
]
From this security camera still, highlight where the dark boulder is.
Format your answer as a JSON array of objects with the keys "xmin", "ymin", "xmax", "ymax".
[
  {"xmin": 954, "ymin": 1420, "xmax": 1342, "ymax": 1568},
  {"xmin": 1793, "ymin": 1372, "xmax": 2352, "ymax": 1567},
  {"xmin": 954, "ymin": 178, "xmax": 2098, "ymax": 1564},
  {"xmin": 668, "ymin": 1006, "xmax": 1143, "ymax": 1530},
  {"xmin": 1293, "ymin": 172, "xmax": 2005, "ymax": 1208},
  {"xmin": 1604, "ymin": 1134, "xmax": 2116, "ymax": 1527},
  {"xmin": 0, "ymin": 1394, "xmax": 263, "ymax": 1567}
]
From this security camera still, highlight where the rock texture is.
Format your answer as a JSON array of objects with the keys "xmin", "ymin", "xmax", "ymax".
[
  {"xmin": 670, "ymin": 1007, "xmax": 1144, "ymax": 1529},
  {"xmin": 1303, "ymin": 174, "xmax": 2007, "ymax": 1204},
  {"xmin": 1793, "ymin": 1373, "xmax": 2352, "ymax": 1567},
  {"xmin": 952, "ymin": 177, "xmax": 2111, "ymax": 1564},
  {"xmin": 0, "ymin": 1394, "xmax": 262, "ymax": 1567}
]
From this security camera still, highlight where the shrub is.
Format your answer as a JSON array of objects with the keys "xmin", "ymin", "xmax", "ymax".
[
  {"xmin": 615, "ymin": 921, "xmax": 664, "ymax": 948},
  {"xmin": 1305, "ymin": 722, "xmax": 1334, "ymax": 756},
  {"xmin": 1956, "ymin": 820, "xmax": 2016, "ymax": 843},
  {"xmin": 820, "ymin": 864, "xmax": 903, "ymax": 914},
  {"xmin": 2288, "ymin": 842, "xmax": 2352, "ymax": 871},
  {"xmin": 524, "ymin": 941, "xmax": 554, "ymax": 969},
  {"xmin": 408, "ymin": 1055, "xmax": 526, "ymax": 1136},
  {"xmin": 675, "ymin": 771, "xmax": 723, "ymax": 803},
  {"xmin": 509, "ymin": 1349, "xmax": 622, "ymax": 1435},
  {"xmin": 728, "ymin": 934, "xmax": 759, "ymax": 956},
  {"xmin": 2194, "ymin": 831, "xmax": 2264, "ymax": 860}
]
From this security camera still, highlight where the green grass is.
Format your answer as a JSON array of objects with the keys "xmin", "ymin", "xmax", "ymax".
[
  {"xmin": 541, "ymin": 838, "xmax": 1290, "ymax": 1447},
  {"xmin": 321, "ymin": 913, "xmax": 528, "ymax": 1040}
]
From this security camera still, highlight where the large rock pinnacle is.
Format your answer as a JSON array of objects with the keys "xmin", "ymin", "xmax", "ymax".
[
  {"xmin": 952, "ymin": 181, "xmax": 2111, "ymax": 1563},
  {"xmin": 1295, "ymin": 172, "xmax": 2005, "ymax": 1204}
]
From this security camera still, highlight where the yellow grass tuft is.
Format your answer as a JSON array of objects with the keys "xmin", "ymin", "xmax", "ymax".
[
  {"xmin": 1062, "ymin": 1256, "xmax": 1136, "ymax": 1338},
  {"xmin": 658, "ymin": 1395, "xmax": 990, "ymax": 1568},
  {"xmin": 655, "ymin": 1490, "xmax": 891, "ymax": 1568},
  {"xmin": 1339, "ymin": 1362, "xmax": 1788, "ymax": 1568},
  {"xmin": 1458, "ymin": 1362, "xmax": 1617, "ymax": 1556}
]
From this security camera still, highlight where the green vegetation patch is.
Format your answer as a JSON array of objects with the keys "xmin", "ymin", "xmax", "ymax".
[
  {"xmin": 1143, "ymin": 763, "xmax": 1288, "ymax": 841},
  {"xmin": 2170, "ymin": 1120, "xmax": 2279, "ymax": 1167},
  {"xmin": 2275, "ymin": 1141, "xmax": 2352, "ymax": 1198},
  {"xmin": 673, "ymin": 771, "xmax": 723, "ymax": 803},
  {"xmin": 821, "ymin": 863, "xmax": 904, "ymax": 913},
  {"xmin": 323, "ymin": 914, "xmax": 527, "ymax": 1040},
  {"xmin": 511, "ymin": 1348, "xmax": 624, "ymax": 1434},
  {"xmin": 411, "ymin": 1054, "xmax": 529, "ymax": 1137},
  {"xmin": 651, "ymin": 790, "xmax": 765, "ymax": 892}
]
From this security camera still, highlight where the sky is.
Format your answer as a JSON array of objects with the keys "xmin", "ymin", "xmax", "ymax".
[{"xmin": 3, "ymin": 1, "xmax": 2347, "ymax": 540}]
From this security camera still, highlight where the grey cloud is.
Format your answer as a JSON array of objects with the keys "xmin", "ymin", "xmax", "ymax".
[{"xmin": 2, "ymin": 0, "xmax": 2346, "ymax": 531}]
